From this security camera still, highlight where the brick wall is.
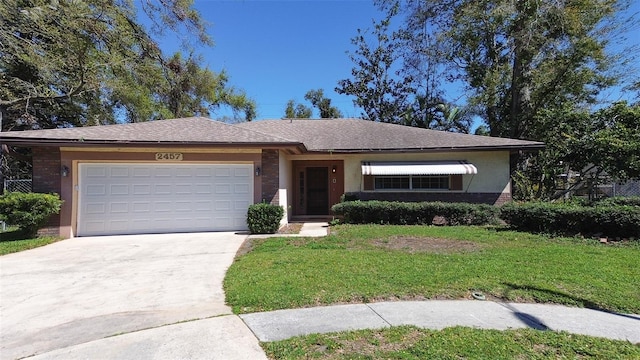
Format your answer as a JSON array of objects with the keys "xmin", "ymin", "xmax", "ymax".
[
  {"xmin": 347, "ymin": 191, "xmax": 511, "ymax": 206},
  {"xmin": 32, "ymin": 147, "xmax": 61, "ymax": 235},
  {"xmin": 261, "ymin": 149, "xmax": 280, "ymax": 205}
]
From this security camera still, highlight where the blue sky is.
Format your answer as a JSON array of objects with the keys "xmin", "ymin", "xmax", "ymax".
[
  {"xmin": 162, "ymin": 0, "xmax": 388, "ymax": 119},
  {"xmin": 158, "ymin": 0, "xmax": 639, "ymax": 122}
]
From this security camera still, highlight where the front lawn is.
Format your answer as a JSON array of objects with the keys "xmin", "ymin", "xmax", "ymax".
[
  {"xmin": 0, "ymin": 228, "xmax": 61, "ymax": 255},
  {"xmin": 263, "ymin": 326, "xmax": 640, "ymax": 359},
  {"xmin": 224, "ymin": 225, "xmax": 640, "ymax": 314}
]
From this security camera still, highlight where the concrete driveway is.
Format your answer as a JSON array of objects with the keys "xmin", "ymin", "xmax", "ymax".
[{"xmin": 0, "ymin": 232, "xmax": 267, "ymax": 359}]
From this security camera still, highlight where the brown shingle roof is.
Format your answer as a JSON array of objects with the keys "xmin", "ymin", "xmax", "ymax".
[
  {"xmin": 0, "ymin": 117, "xmax": 544, "ymax": 152},
  {"xmin": 237, "ymin": 118, "xmax": 544, "ymax": 152},
  {"xmin": 0, "ymin": 117, "xmax": 299, "ymax": 146}
]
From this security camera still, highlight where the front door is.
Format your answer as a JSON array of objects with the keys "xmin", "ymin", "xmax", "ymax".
[
  {"xmin": 293, "ymin": 160, "xmax": 344, "ymax": 217},
  {"xmin": 306, "ymin": 167, "xmax": 329, "ymax": 215}
]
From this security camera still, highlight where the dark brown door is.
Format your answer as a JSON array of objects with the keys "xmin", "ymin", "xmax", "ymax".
[{"xmin": 306, "ymin": 167, "xmax": 329, "ymax": 215}]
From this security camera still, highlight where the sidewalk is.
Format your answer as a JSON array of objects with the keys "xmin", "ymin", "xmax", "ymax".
[
  {"xmin": 240, "ymin": 300, "xmax": 640, "ymax": 344},
  {"xmin": 248, "ymin": 222, "xmax": 330, "ymax": 239}
]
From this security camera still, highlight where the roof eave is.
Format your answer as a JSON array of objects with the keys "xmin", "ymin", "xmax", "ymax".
[
  {"xmin": 0, "ymin": 138, "xmax": 306, "ymax": 153},
  {"xmin": 306, "ymin": 144, "xmax": 545, "ymax": 153}
]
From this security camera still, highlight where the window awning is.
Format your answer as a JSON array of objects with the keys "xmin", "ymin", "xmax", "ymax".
[{"xmin": 361, "ymin": 161, "xmax": 478, "ymax": 176}]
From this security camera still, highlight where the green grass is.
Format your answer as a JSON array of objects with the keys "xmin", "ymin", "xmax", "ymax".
[
  {"xmin": 262, "ymin": 326, "xmax": 640, "ymax": 359},
  {"xmin": 0, "ymin": 228, "xmax": 61, "ymax": 255},
  {"xmin": 224, "ymin": 225, "xmax": 640, "ymax": 314}
]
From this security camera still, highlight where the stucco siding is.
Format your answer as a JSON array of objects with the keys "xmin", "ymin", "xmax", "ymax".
[
  {"xmin": 342, "ymin": 151, "xmax": 510, "ymax": 193},
  {"xmin": 281, "ymin": 151, "xmax": 511, "ymax": 206},
  {"xmin": 279, "ymin": 151, "xmax": 292, "ymax": 222},
  {"xmin": 287, "ymin": 151, "xmax": 510, "ymax": 194}
]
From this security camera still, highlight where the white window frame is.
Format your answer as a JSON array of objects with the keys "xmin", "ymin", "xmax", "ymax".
[{"xmin": 373, "ymin": 175, "xmax": 450, "ymax": 191}]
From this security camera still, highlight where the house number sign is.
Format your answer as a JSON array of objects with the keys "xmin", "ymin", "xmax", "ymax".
[{"xmin": 155, "ymin": 152, "xmax": 183, "ymax": 161}]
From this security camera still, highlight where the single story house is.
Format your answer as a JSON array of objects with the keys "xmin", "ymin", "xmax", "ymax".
[{"xmin": 0, "ymin": 117, "xmax": 543, "ymax": 238}]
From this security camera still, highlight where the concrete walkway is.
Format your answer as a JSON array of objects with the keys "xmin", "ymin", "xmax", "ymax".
[
  {"xmin": 248, "ymin": 222, "xmax": 330, "ymax": 239},
  {"xmin": 1, "ymin": 232, "xmax": 267, "ymax": 360},
  {"xmin": 240, "ymin": 300, "xmax": 640, "ymax": 344}
]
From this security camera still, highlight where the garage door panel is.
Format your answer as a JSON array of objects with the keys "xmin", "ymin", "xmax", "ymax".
[
  {"xmin": 109, "ymin": 203, "xmax": 129, "ymax": 213},
  {"xmin": 215, "ymin": 200, "xmax": 231, "ymax": 211},
  {"xmin": 174, "ymin": 201, "xmax": 192, "ymax": 212},
  {"xmin": 232, "ymin": 217, "xmax": 247, "ymax": 228},
  {"xmin": 215, "ymin": 168, "xmax": 231, "ymax": 177},
  {"xmin": 234, "ymin": 183, "xmax": 250, "ymax": 193},
  {"xmin": 174, "ymin": 184, "xmax": 191, "ymax": 194},
  {"xmin": 234, "ymin": 199, "xmax": 250, "ymax": 210},
  {"xmin": 132, "ymin": 202, "xmax": 151, "ymax": 213},
  {"xmin": 195, "ymin": 200, "xmax": 213, "ymax": 211},
  {"xmin": 110, "ymin": 184, "xmax": 129, "ymax": 195},
  {"xmin": 133, "ymin": 184, "xmax": 151, "ymax": 195},
  {"xmin": 195, "ymin": 167, "xmax": 213, "ymax": 177},
  {"xmin": 132, "ymin": 167, "xmax": 152, "ymax": 177},
  {"xmin": 109, "ymin": 220, "xmax": 129, "ymax": 231},
  {"xmin": 86, "ymin": 203, "xmax": 105, "ymax": 214},
  {"xmin": 154, "ymin": 167, "xmax": 173, "ymax": 177},
  {"xmin": 213, "ymin": 216, "xmax": 232, "ymax": 226},
  {"xmin": 175, "ymin": 168, "xmax": 193, "ymax": 177},
  {"xmin": 154, "ymin": 201, "xmax": 173, "ymax": 212},
  {"xmin": 215, "ymin": 184, "xmax": 231, "ymax": 194},
  {"xmin": 154, "ymin": 184, "xmax": 173, "ymax": 195},
  {"xmin": 78, "ymin": 163, "xmax": 253, "ymax": 236},
  {"xmin": 110, "ymin": 167, "xmax": 130, "ymax": 177},
  {"xmin": 195, "ymin": 184, "xmax": 212, "ymax": 194},
  {"xmin": 86, "ymin": 185, "xmax": 106, "ymax": 196},
  {"xmin": 234, "ymin": 167, "xmax": 251, "ymax": 177},
  {"xmin": 86, "ymin": 167, "xmax": 107, "ymax": 177}
]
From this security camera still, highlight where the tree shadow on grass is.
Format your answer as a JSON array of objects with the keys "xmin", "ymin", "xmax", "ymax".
[{"xmin": 502, "ymin": 282, "xmax": 640, "ymax": 322}]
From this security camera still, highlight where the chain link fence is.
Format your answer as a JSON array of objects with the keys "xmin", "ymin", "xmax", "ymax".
[
  {"xmin": 1, "ymin": 179, "xmax": 32, "ymax": 231},
  {"xmin": 3, "ymin": 179, "xmax": 32, "ymax": 193},
  {"xmin": 597, "ymin": 180, "xmax": 640, "ymax": 198}
]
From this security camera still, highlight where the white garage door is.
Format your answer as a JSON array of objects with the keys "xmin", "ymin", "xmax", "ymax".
[{"xmin": 78, "ymin": 163, "xmax": 253, "ymax": 236}]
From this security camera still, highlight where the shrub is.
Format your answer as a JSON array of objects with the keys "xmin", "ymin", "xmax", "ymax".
[
  {"xmin": 500, "ymin": 202, "xmax": 640, "ymax": 238},
  {"xmin": 332, "ymin": 201, "xmax": 431, "ymax": 225},
  {"xmin": 597, "ymin": 196, "xmax": 640, "ymax": 207},
  {"xmin": 246, "ymin": 203, "xmax": 284, "ymax": 234},
  {"xmin": 437, "ymin": 202, "xmax": 500, "ymax": 226},
  {"xmin": 331, "ymin": 201, "xmax": 499, "ymax": 226},
  {"xmin": 0, "ymin": 192, "xmax": 63, "ymax": 237}
]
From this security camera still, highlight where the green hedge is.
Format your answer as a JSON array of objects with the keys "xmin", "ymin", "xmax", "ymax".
[
  {"xmin": 596, "ymin": 196, "xmax": 640, "ymax": 207},
  {"xmin": 331, "ymin": 201, "xmax": 499, "ymax": 226},
  {"xmin": 0, "ymin": 192, "xmax": 63, "ymax": 237},
  {"xmin": 500, "ymin": 202, "xmax": 640, "ymax": 238},
  {"xmin": 332, "ymin": 199, "xmax": 640, "ymax": 238},
  {"xmin": 246, "ymin": 203, "xmax": 284, "ymax": 234}
]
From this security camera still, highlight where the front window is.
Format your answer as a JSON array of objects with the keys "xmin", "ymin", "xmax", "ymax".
[{"xmin": 374, "ymin": 175, "xmax": 449, "ymax": 190}]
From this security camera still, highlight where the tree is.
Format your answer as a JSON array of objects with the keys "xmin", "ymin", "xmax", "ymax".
[
  {"xmin": 382, "ymin": 0, "xmax": 633, "ymax": 139},
  {"xmin": 0, "ymin": 0, "xmax": 255, "ymax": 132},
  {"xmin": 511, "ymin": 102, "xmax": 640, "ymax": 200},
  {"xmin": 376, "ymin": 0, "xmax": 637, "ymax": 199},
  {"xmin": 337, "ymin": 6, "xmax": 473, "ymax": 132},
  {"xmin": 433, "ymin": 103, "xmax": 474, "ymax": 133},
  {"xmin": 0, "ymin": 0, "xmax": 256, "ymax": 185},
  {"xmin": 336, "ymin": 9, "xmax": 413, "ymax": 123},
  {"xmin": 284, "ymin": 100, "xmax": 312, "ymax": 118},
  {"xmin": 304, "ymin": 89, "xmax": 343, "ymax": 118},
  {"xmin": 569, "ymin": 102, "xmax": 640, "ymax": 183},
  {"xmin": 160, "ymin": 53, "xmax": 256, "ymax": 121}
]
